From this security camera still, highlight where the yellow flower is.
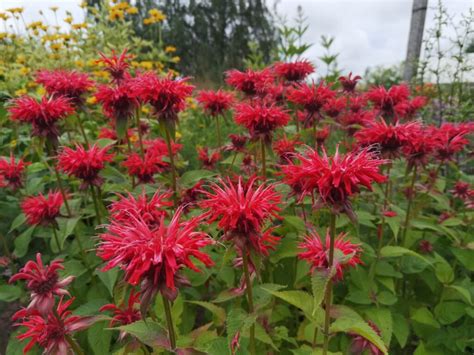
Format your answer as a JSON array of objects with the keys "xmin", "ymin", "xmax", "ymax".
[
  {"xmin": 36, "ymin": 87, "xmax": 46, "ymax": 96},
  {"xmin": 126, "ymin": 7, "xmax": 138, "ymax": 15},
  {"xmin": 141, "ymin": 106, "xmax": 150, "ymax": 114},
  {"xmin": 139, "ymin": 61, "xmax": 153, "ymax": 70},
  {"xmin": 171, "ymin": 56, "xmax": 180, "ymax": 63},
  {"xmin": 175, "ymin": 131, "xmax": 182, "ymax": 140},
  {"xmin": 87, "ymin": 96, "xmax": 97, "ymax": 105},
  {"xmin": 15, "ymin": 88, "xmax": 27, "ymax": 96},
  {"xmin": 51, "ymin": 43, "xmax": 62, "ymax": 51},
  {"xmin": 109, "ymin": 9, "xmax": 124, "ymax": 21},
  {"xmin": 0, "ymin": 13, "xmax": 10, "ymax": 21},
  {"xmin": 75, "ymin": 60, "xmax": 85, "ymax": 68},
  {"xmin": 7, "ymin": 8, "xmax": 24, "ymax": 15},
  {"xmin": 16, "ymin": 55, "xmax": 26, "ymax": 64},
  {"xmin": 50, "ymin": 6, "xmax": 58, "ymax": 12},
  {"xmin": 143, "ymin": 18, "xmax": 152, "ymax": 26},
  {"xmin": 93, "ymin": 70, "xmax": 110, "ymax": 79},
  {"xmin": 72, "ymin": 23, "xmax": 87, "ymax": 30},
  {"xmin": 131, "ymin": 61, "xmax": 140, "ymax": 68},
  {"xmin": 80, "ymin": 1, "xmax": 88, "ymax": 8},
  {"xmin": 0, "ymin": 33, "xmax": 7, "ymax": 41},
  {"xmin": 115, "ymin": 2, "xmax": 130, "ymax": 10},
  {"xmin": 27, "ymin": 81, "xmax": 38, "ymax": 89},
  {"xmin": 129, "ymin": 134, "xmax": 139, "ymax": 143},
  {"xmin": 64, "ymin": 16, "xmax": 73, "ymax": 24},
  {"xmin": 165, "ymin": 46, "xmax": 176, "ymax": 53},
  {"xmin": 19, "ymin": 67, "xmax": 30, "ymax": 75}
]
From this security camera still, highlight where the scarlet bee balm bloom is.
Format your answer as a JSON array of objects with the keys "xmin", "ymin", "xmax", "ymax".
[
  {"xmin": 196, "ymin": 89, "xmax": 235, "ymax": 116},
  {"xmin": 58, "ymin": 144, "xmax": 113, "ymax": 189},
  {"xmin": 200, "ymin": 176, "xmax": 282, "ymax": 255},
  {"xmin": 273, "ymin": 60, "xmax": 315, "ymax": 82},
  {"xmin": 98, "ymin": 207, "xmax": 214, "ymax": 311},
  {"xmin": 225, "ymin": 68, "xmax": 273, "ymax": 96},
  {"xmin": 97, "ymin": 49, "xmax": 133, "ymax": 84},
  {"xmin": 35, "ymin": 70, "xmax": 94, "ymax": 105},
  {"xmin": 21, "ymin": 191, "xmax": 64, "ymax": 227},
  {"xmin": 10, "ymin": 253, "xmax": 74, "ymax": 315},
  {"xmin": 298, "ymin": 230, "xmax": 362, "ymax": 281},
  {"xmin": 0, "ymin": 154, "xmax": 28, "ymax": 190}
]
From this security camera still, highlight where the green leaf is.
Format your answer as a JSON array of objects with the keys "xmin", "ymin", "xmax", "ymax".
[
  {"xmin": 331, "ymin": 316, "xmax": 388, "ymax": 355},
  {"xmin": 254, "ymin": 322, "xmax": 277, "ymax": 350},
  {"xmin": 116, "ymin": 320, "xmax": 168, "ymax": 348},
  {"xmin": 450, "ymin": 248, "xmax": 474, "ymax": 271},
  {"xmin": 13, "ymin": 226, "xmax": 35, "ymax": 258},
  {"xmin": 434, "ymin": 254, "xmax": 454, "ymax": 284},
  {"xmin": 188, "ymin": 301, "xmax": 226, "ymax": 326},
  {"xmin": 97, "ymin": 138, "xmax": 116, "ymax": 148},
  {"xmin": 57, "ymin": 216, "xmax": 81, "ymax": 249},
  {"xmin": 9, "ymin": 213, "xmax": 25, "ymax": 232},
  {"xmin": 282, "ymin": 215, "xmax": 306, "ymax": 233},
  {"xmin": 434, "ymin": 301, "xmax": 466, "ymax": 325},
  {"xmin": 261, "ymin": 288, "xmax": 313, "ymax": 318},
  {"xmin": 180, "ymin": 170, "xmax": 216, "ymax": 187},
  {"xmin": 411, "ymin": 307, "xmax": 440, "ymax": 328},
  {"xmin": 392, "ymin": 313, "xmax": 409, "ymax": 348},
  {"xmin": 377, "ymin": 291, "xmax": 397, "ymax": 305},
  {"xmin": 445, "ymin": 285, "xmax": 473, "ymax": 305},
  {"xmin": 97, "ymin": 268, "xmax": 119, "ymax": 297},
  {"xmin": 311, "ymin": 268, "xmax": 334, "ymax": 316},
  {"xmin": 88, "ymin": 321, "xmax": 112, "ymax": 355},
  {"xmin": 380, "ymin": 246, "xmax": 431, "ymax": 266},
  {"xmin": 0, "ymin": 285, "xmax": 22, "ymax": 301},
  {"xmin": 364, "ymin": 308, "xmax": 392, "ymax": 346}
]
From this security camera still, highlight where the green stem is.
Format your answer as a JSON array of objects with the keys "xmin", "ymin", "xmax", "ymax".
[
  {"xmin": 162, "ymin": 296, "xmax": 177, "ymax": 351},
  {"xmin": 52, "ymin": 226, "xmax": 61, "ymax": 252},
  {"xmin": 312, "ymin": 325, "xmax": 319, "ymax": 349},
  {"xmin": 323, "ymin": 214, "xmax": 336, "ymax": 355},
  {"xmin": 76, "ymin": 113, "xmax": 89, "ymax": 146},
  {"xmin": 90, "ymin": 185, "xmax": 102, "ymax": 225},
  {"xmin": 261, "ymin": 139, "xmax": 266, "ymax": 179},
  {"xmin": 242, "ymin": 247, "xmax": 256, "ymax": 355},
  {"xmin": 135, "ymin": 107, "xmax": 145, "ymax": 158},
  {"xmin": 164, "ymin": 126, "xmax": 177, "ymax": 204},
  {"xmin": 401, "ymin": 165, "xmax": 418, "ymax": 247},
  {"xmin": 215, "ymin": 115, "xmax": 222, "ymax": 147},
  {"xmin": 65, "ymin": 335, "xmax": 85, "ymax": 355}
]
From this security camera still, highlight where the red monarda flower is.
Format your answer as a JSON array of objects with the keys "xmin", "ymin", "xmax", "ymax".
[
  {"xmin": 21, "ymin": 191, "xmax": 64, "ymax": 227},
  {"xmin": 58, "ymin": 144, "xmax": 113, "ymax": 189},
  {"xmin": 451, "ymin": 181, "xmax": 470, "ymax": 200},
  {"xmin": 419, "ymin": 240, "xmax": 433, "ymax": 254},
  {"xmin": 35, "ymin": 70, "xmax": 94, "ymax": 105},
  {"xmin": 430, "ymin": 123, "xmax": 470, "ymax": 162},
  {"xmin": 9, "ymin": 253, "xmax": 74, "ymax": 315},
  {"xmin": 199, "ymin": 176, "xmax": 281, "ymax": 255},
  {"xmin": 145, "ymin": 138, "xmax": 182, "ymax": 158},
  {"xmin": 9, "ymin": 95, "xmax": 74, "ymax": 141},
  {"xmin": 402, "ymin": 127, "xmax": 436, "ymax": 168},
  {"xmin": 132, "ymin": 72, "xmax": 194, "ymax": 122},
  {"xmin": 273, "ymin": 60, "xmax": 315, "ymax": 82},
  {"xmin": 109, "ymin": 190, "xmax": 173, "ymax": 228},
  {"xmin": 316, "ymin": 126, "xmax": 330, "ymax": 146},
  {"xmin": 338, "ymin": 110, "xmax": 375, "ymax": 136},
  {"xmin": 179, "ymin": 180, "xmax": 205, "ymax": 212},
  {"xmin": 355, "ymin": 119, "xmax": 420, "ymax": 158},
  {"xmin": 348, "ymin": 96, "xmax": 367, "ymax": 112},
  {"xmin": 234, "ymin": 100, "xmax": 290, "ymax": 142},
  {"xmin": 13, "ymin": 297, "xmax": 92, "ymax": 354},
  {"xmin": 338, "ymin": 72, "xmax": 362, "ymax": 93},
  {"xmin": 98, "ymin": 207, "xmax": 214, "ymax": 306},
  {"xmin": 298, "ymin": 230, "xmax": 362, "ymax": 281},
  {"xmin": 0, "ymin": 154, "xmax": 28, "ymax": 190},
  {"xmin": 287, "ymin": 81, "xmax": 335, "ymax": 125},
  {"xmin": 226, "ymin": 134, "xmax": 248, "ymax": 152},
  {"xmin": 97, "ymin": 49, "xmax": 133, "ymax": 84},
  {"xmin": 197, "ymin": 147, "xmax": 221, "ymax": 170},
  {"xmin": 196, "ymin": 89, "xmax": 235, "ymax": 116},
  {"xmin": 323, "ymin": 97, "xmax": 346, "ymax": 118},
  {"xmin": 365, "ymin": 84, "xmax": 410, "ymax": 119},
  {"xmin": 262, "ymin": 83, "xmax": 286, "ymax": 103},
  {"xmin": 289, "ymin": 146, "xmax": 387, "ymax": 218},
  {"xmin": 404, "ymin": 96, "xmax": 427, "ymax": 119},
  {"xmin": 100, "ymin": 289, "xmax": 141, "ymax": 331},
  {"xmin": 225, "ymin": 68, "xmax": 273, "ymax": 96},
  {"xmin": 273, "ymin": 136, "xmax": 302, "ymax": 163},
  {"xmin": 122, "ymin": 152, "xmax": 165, "ymax": 184},
  {"xmin": 95, "ymin": 82, "xmax": 139, "ymax": 123}
]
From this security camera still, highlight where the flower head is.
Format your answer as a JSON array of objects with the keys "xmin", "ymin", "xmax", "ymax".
[
  {"xmin": 287, "ymin": 81, "xmax": 336, "ymax": 115},
  {"xmin": 273, "ymin": 135, "xmax": 302, "ymax": 163},
  {"xmin": 338, "ymin": 72, "xmax": 361, "ymax": 93},
  {"xmin": 132, "ymin": 72, "xmax": 194, "ymax": 122},
  {"xmin": 316, "ymin": 126, "xmax": 330, "ymax": 146},
  {"xmin": 298, "ymin": 230, "xmax": 362, "ymax": 281},
  {"xmin": 97, "ymin": 49, "xmax": 133, "ymax": 84},
  {"xmin": 338, "ymin": 110, "xmax": 375, "ymax": 136},
  {"xmin": 402, "ymin": 127, "xmax": 436, "ymax": 168},
  {"xmin": 95, "ymin": 82, "xmax": 139, "ymax": 123},
  {"xmin": 100, "ymin": 290, "xmax": 141, "ymax": 332},
  {"xmin": 234, "ymin": 100, "xmax": 290, "ymax": 142},
  {"xmin": 35, "ymin": 70, "xmax": 94, "ymax": 105},
  {"xmin": 98, "ymin": 208, "xmax": 214, "ymax": 308},
  {"xmin": 288, "ymin": 146, "xmax": 387, "ymax": 218},
  {"xmin": 13, "ymin": 297, "xmax": 92, "ymax": 354},
  {"xmin": 10, "ymin": 253, "xmax": 74, "ymax": 315},
  {"xmin": 200, "ymin": 176, "xmax": 281, "ymax": 255},
  {"xmin": 225, "ymin": 68, "xmax": 273, "ymax": 96},
  {"xmin": 196, "ymin": 89, "xmax": 235, "ymax": 116},
  {"xmin": 451, "ymin": 181, "xmax": 470, "ymax": 200},
  {"xmin": 273, "ymin": 60, "xmax": 315, "ymax": 82},
  {"xmin": 365, "ymin": 84, "xmax": 410, "ymax": 119},
  {"xmin": 122, "ymin": 151, "xmax": 165, "ymax": 184},
  {"xmin": 226, "ymin": 134, "xmax": 248, "ymax": 152},
  {"xmin": 9, "ymin": 95, "xmax": 74, "ymax": 141},
  {"xmin": 430, "ymin": 123, "xmax": 470, "ymax": 161},
  {"xmin": 109, "ymin": 190, "xmax": 173, "ymax": 228},
  {"xmin": 197, "ymin": 147, "xmax": 221, "ymax": 170},
  {"xmin": 323, "ymin": 97, "xmax": 346, "ymax": 118},
  {"xmin": 58, "ymin": 144, "xmax": 113, "ymax": 189},
  {"xmin": 21, "ymin": 191, "xmax": 64, "ymax": 227},
  {"xmin": 355, "ymin": 119, "xmax": 420, "ymax": 158},
  {"xmin": 0, "ymin": 154, "xmax": 28, "ymax": 190}
]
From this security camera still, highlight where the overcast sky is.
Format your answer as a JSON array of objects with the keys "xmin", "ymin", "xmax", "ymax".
[{"xmin": 1, "ymin": 0, "xmax": 472, "ymax": 78}]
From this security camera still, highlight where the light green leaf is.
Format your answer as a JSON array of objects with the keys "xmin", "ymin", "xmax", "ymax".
[
  {"xmin": 9, "ymin": 213, "xmax": 25, "ymax": 232},
  {"xmin": 116, "ymin": 320, "xmax": 167, "ymax": 348},
  {"xmin": 392, "ymin": 313, "xmax": 409, "ymax": 348},
  {"xmin": 88, "ymin": 321, "xmax": 112, "ymax": 355},
  {"xmin": 411, "ymin": 307, "xmax": 440, "ymax": 328},
  {"xmin": 0, "ymin": 285, "xmax": 22, "ymax": 302},
  {"xmin": 261, "ymin": 288, "xmax": 313, "ymax": 318},
  {"xmin": 380, "ymin": 246, "xmax": 431, "ymax": 266}
]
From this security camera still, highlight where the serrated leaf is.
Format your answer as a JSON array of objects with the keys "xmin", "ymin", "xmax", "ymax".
[
  {"xmin": 261, "ymin": 288, "xmax": 313, "ymax": 318},
  {"xmin": 116, "ymin": 320, "xmax": 168, "ymax": 348},
  {"xmin": 88, "ymin": 321, "xmax": 112, "ymax": 355},
  {"xmin": 380, "ymin": 246, "xmax": 431, "ymax": 266},
  {"xmin": 97, "ymin": 268, "xmax": 119, "ymax": 297},
  {"xmin": 188, "ymin": 301, "xmax": 226, "ymax": 326}
]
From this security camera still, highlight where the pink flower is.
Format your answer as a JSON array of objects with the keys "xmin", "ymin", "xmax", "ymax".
[
  {"xmin": 13, "ymin": 297, "xmax": 92, "ymax": 355},
  {"xmin": 298, "ymin": 230, "xmax": 362, "ymax": 281},
  {"xmin": 10, "ymin": 253, "xmax": 74, "ymax": 315}
]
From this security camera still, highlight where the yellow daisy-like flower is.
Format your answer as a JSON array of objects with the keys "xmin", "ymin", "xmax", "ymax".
[
  {"xmin": 16, "ymin": 55, "xmax": 26, "ymax": 64},
  {"xmin": 72, "ymin": 23, "xmax": 88, "ymax": 30},
  {"xmin": 109, "ymin": 9, "xmax": 124, "ymax": 21},
  {"xmin": 19, "ymin": 67, "xmax": 30, "ymax": 75},
  {"xmin": 64, "ymin": 16, "xmax": 73, "ymax": 24},
  {"xmin": 51, "ymin": 43, "xmax": 62, "ymax": 51},
  {"xmin": 115, "ymin": 2, "xmax": 130, "ymax": 10},
  {"xmin": 126, "ymin": 7, "xmax": 138, "ymax": 15},
  {"xmin": 175, "ymin": 131, "xmax": 182, "ymax": 140},
  {"xmin": 139, "ymin": 61, "xmax": 153, "ymax": 70},
  {"xmin": 143, "ymin": 18, "xmax": 152, "ymax": 26},
  {"xmin": 27, "ymin": 82, "xmax": 38, "ymax": 89},
  {"xmin": 0, "ymin": 13, "xmax": 10, "ymax": 21},
  {"xmin": 75, "ymin": 60, "xmax": 85, "ymax": 68},
  {"xmin": 15, "ymin": 88, "xmax": 27, "ymax": 96},
  {"xmin": 36, "ymin": 87, "xmax": 46, "ymax": 96},
  {"xmin": 0, "ymin": 33, "xmax": 8, "ymax": 41},
  {"xmin": 165, "ymin": 46, "xmax": 176, "ymax": 53},
  {"xmin": 141, "ymin": 106, "xmax": 150, "ymax": 114},
  {"xmin": 50, "ymin": 6, "xmax": 58, "ymax": 12},
  {"xmin": 131, "ymin": 61, "xmax": 140, "ymax": 68},
  {"xmin": 171, "ymin": 56, "xmax": 180, "ymax": 63},
  {"xmin": 129, "ymin": 134, "xmax": 139, "ymax": 144},
  {"xmin": 7, "ymin": 8, "xmax": 24, "ymax": 15},
  {"xmin": 80, "ymin": 1, "xmax": 88, "ymax": 8}
]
